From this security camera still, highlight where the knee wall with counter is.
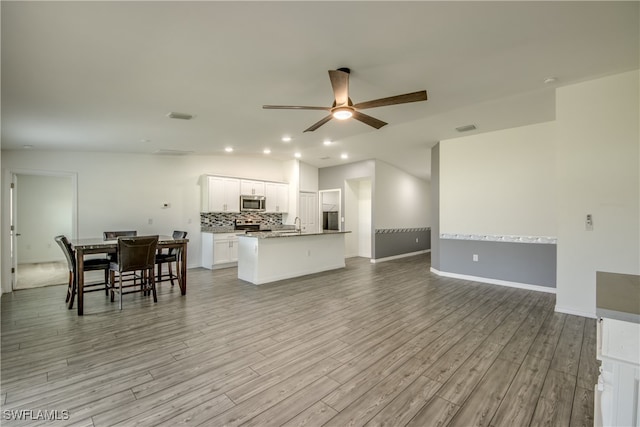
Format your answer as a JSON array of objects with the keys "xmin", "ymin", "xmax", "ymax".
[
  {"xmin": 437, "ymin": 237, "xmax": 557, "ymax": 290},
  {"xmin": 373, "ymin": 228, "xmax": 431, "ymax": 261}
]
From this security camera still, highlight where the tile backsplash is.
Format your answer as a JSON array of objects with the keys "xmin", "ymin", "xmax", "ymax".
[{"xmin": 201, "ymin": 212, "xmax": 283, "ymax": 228}]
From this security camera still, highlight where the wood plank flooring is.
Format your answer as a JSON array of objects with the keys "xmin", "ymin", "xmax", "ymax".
[{"xmin": 0, "ymin": 255, "xmax": 598, "ymax": 426}]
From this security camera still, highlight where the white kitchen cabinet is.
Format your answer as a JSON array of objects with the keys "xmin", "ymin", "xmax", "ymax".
[
  {"xmin": 201, "ymin": 176, "xmax": 240, "ymax": 212},
  {"xmin": 595, "ymin": 272, "xmax": 640, "ymax": 427},
  {"xmin": 240, "ymin": 180, "xmax": 265, "ymax": 196},
  {"xmin": 201, "ymin": 232, "xmax": 239, "ymax": 269},
  {"xmin": 596, "ymin": 318, "xmax": 640, "ymax": 427},
  {"xmin": 265, "ymin": 182, "xmax": 289, "ymax": 213}
]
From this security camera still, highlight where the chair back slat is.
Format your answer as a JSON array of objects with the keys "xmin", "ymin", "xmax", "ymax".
[
  {"xmin": 168, "ymin": 231, "xmax": 188, "ymax": 255},
  {"xmin": 116, "ymin": 236, "xmax": 158, "ymax": 272},
  {"xmin": 54, "ymin": 235, "xmax": 75, "ymax": 272}
]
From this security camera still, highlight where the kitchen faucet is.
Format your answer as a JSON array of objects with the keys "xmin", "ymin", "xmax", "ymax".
[{"xmin": 294, "ymin": 217, "xmax": 301, "ymax": 233}]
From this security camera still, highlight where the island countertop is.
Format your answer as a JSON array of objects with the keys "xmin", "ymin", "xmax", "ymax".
[
  {"xmin": 596, "ymin": 271, "xmax": 640, "ymax": 323},
  {"xmin": 237, "ymin": 231, "xmax": 348, "ymax": 285},
  {"xmin": 241, "ymin": 230, "xmax": 351, "ymax": 239}
]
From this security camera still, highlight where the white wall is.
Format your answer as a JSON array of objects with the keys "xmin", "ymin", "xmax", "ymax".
[
  {"xmin": 1, "ymin": 150, "xmax": 288, "ymax": 293},
  {"xmin": 358, "ymin": 180, "xmax": 372, "ymax": 257},
  {"xmin": 373, "ymin": 160, "xmax": 430, "ymax": 229},
  {"xmin": 16, "ymin": 174, "xmax": 72, "ymax": 263},
  {"xmin": 555, "ymin": 70, "xmax": 640, "ymax": 317},
  {"xmin": 299, "ymin": 161, "xmax": 318, "ymax": 192},
  {"xmin": 440, "ymin": 121, "xmax": 557, "ymax": 236}
]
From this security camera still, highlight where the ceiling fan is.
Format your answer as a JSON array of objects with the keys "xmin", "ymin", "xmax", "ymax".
[{"xmin": 263, "ymin": 68, "xmax": 428, "ymax": 132}]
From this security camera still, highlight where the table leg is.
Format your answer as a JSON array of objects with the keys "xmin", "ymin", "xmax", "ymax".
[
  {"xmin": 76, "ymin": 248, "xmax": 85, "ymax": 316},
  {"xmin": 180, "ymin": 243, "xmax": 187, "ymax": 295}
]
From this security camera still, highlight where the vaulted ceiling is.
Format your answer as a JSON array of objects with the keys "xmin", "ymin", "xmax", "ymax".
[{"xmin": 2, "ymin": 1, "xmax": 638, "ymax": 179}]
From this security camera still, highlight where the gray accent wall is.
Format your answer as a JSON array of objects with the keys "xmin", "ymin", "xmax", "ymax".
[
  {"xmin": 374, "ymin": 229, "xmax": 430, "ymax": 259},
  {"xmin": 430, "ymin": 144, "xmax": 440, "ymax": 270},
  {"xmin": 439, "ymin": 239, "xmax": 557, "ymax": 288}
]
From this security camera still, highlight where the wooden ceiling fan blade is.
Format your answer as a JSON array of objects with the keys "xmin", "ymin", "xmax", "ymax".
[
  {"xmin": 263, "ymin": 105, "xmax": 330, "ymax": 110},
  {"xmin": 353, "ymin": 90, "xmax": 428, "ymax": 110},
  {"xmin": 328, "ymin": 69, "xmax": 350, "ymax": 107},
  {"xmin": 304, "ymin": 115, "xmax": 333, "ymax": 132},
  {"xmin": 352, "ymin": 111, "xmax": 387, "ymax": 129}
]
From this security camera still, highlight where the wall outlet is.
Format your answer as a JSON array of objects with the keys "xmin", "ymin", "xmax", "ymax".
[
  {"xmin": 148, "ymin": 218, "xmax": 153, "ymax": 225},
  {"xmin": 415, "ymin": 237, "xmax": 419, "ymax": 243},
  {"xmin": 473, "ymin": 254, "xmax": 479, "ymax": 262}
]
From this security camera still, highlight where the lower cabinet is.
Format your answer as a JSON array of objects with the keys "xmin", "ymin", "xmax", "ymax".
[
  {"xmin": 595, "ymin": 317, "xmax": 640, "ymax": 427},
  {"xmin": 201, "ymin": 232, "xmax": 239, "ymax": 269}
]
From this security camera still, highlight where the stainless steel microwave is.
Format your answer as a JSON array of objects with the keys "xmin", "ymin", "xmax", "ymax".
[{"xmin": 240, "ymin": 195, "xmax": 266, "ymax": 212}]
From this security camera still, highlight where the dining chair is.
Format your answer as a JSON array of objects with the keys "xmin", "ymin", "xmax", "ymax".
[
  {"xmin": 109, "ymin": 235, "xmax": 159, "ymax": 310},
  {"xmin": 155, "ymin": 230, "xmax": 188, "ymax": 287},
  {"xmin": 103, "ymin": 230, "xmax": 138, "ymax": 281},
  {"xmin": 55, "ymin": 235, "xmax": 110, "ymax": 310}
]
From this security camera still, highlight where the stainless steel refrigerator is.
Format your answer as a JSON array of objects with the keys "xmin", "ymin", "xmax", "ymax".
[{"xmin": 323, "ymin": 212, "xmax": 339, "ymax": 231}]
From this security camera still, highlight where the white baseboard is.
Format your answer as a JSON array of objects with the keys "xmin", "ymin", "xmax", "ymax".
[
  {"xmin": 554, "ymin": 305, "xmax": 596, "ymax": 319},
  {"xmin": 430, "ymin": 267, "xmax": 556, "ymax": 294},
  {"xmin": 371, "ymin": 250, "xmax": 431, "ymax": 264}
]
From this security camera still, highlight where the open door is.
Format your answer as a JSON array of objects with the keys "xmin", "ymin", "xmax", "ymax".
[{"xmin": 9, "ymin": 172, "xmax": 76, "ymax": 290}]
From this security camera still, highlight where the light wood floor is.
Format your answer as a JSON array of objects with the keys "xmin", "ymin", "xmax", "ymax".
[{"xmin": 1, "ymin": 255, "xmax": 597, "ymax": 427}]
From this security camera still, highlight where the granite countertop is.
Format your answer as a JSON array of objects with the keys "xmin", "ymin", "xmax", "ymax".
[
  {"xmin": 202, "ymin": 226, "xmax": 294, "ymax": 233},
  {"xmin": 596, "ymin": 271, "xmax": 640, "ymax": 323},
  {"xmin": 241, "ymin": 230, "xmax": 351, "ymax": 239},
  {"xmin": 201, "ymin": 226, "xmax": 235, "ymax": 233}
]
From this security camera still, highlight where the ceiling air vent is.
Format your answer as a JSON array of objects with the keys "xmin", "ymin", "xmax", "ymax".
[
  {"xmin": 320, "ymin": 156, "xmax": 331, "ymax": 160},
  {"xmin": 153, "ymin": 149, "xmax": 194, "ymax": 156},
  {"xmin": 166, "ymin": 112, "xmax": 194, "ymax": 120},
  {"xmin": 455, "ymin": 124, "xmax": 477, "ymax": 132}
]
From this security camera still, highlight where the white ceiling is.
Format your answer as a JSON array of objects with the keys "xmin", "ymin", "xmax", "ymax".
[{"xmin": 2, "ymin": 1, "xmax": 638, "ymax": 180}]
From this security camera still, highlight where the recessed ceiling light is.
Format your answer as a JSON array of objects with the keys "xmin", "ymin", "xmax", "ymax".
[
  {"xmin": 544, "ymin": 77, "xmax": 558, "ymax": 84},
  {"xmin": 23, "ymin": 145, "xmax": 33, "ymax": 149},
  {"xmin": 263, "ymin": 148, "xmax": 271, "ymax": 154},
  {"xmin": 166, "ymin": 112, "xmax": 194, "ymax": 120},
  {"xmin": 282, "ymin": 136, "xmax": 292, "ymax": 142},
  {"xmin": 225, "ymin": 147, "xmax": 233, "ymax": 153},
  {"xmin": 341, "ymin": 153, "xmax": 349, "ymax": 159},
  {"xmin": 323, "ymin": 140, "xmax": 332, "ymax": 146},
  {"xmin": 294, "ymin": 152, "xmax": 301, "ymax": 158}
]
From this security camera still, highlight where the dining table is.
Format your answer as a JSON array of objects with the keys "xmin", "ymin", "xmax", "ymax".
[{"xmin": 68, "ymin": 235, "xmax": 189, "ymax": 315}]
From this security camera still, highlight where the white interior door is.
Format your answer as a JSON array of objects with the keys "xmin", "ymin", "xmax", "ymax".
[{"xmin": 299, "ymin": 192, "xmax": 318, "ymax": 233}]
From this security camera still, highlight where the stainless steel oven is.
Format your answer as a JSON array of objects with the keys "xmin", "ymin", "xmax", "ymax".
[{"xmin": 240, "ymin": 195, "xmax": 266, "ymax": 212}]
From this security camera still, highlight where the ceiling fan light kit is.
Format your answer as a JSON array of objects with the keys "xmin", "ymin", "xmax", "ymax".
[
  {"xmin": 263, "ymin": 68, "xmax": 428, "ymax": 132},
  {"xmin": 332, "ymin": 107, "xmax": 353, "ymax": 120}
]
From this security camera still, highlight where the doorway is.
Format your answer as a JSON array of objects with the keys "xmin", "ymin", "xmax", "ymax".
[
  {"xmin": 10, "ymin": 172, "xmax": 76, "ymax": 290},
  {"xmin": 319, "ymin": 189, "xmax": 341, "ymax": 232},
  {"xmin": 344, "ymin": 178, "xmax": 372, "ymax": 258}
]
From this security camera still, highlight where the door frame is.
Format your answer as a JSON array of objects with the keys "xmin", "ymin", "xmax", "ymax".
[{"xmin": 2, "ymin": 168, "xmax": 78, "ymax": 293}]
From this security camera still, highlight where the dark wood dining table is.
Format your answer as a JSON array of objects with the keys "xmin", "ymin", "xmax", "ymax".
[{"xmin": 68, "ymin": 235, "xmax": 189, "ymax": 315}]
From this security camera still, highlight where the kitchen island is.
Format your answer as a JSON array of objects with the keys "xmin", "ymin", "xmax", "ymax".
[{"xmin": 237, "ymin": 230, "xmax": 350, "ymax": 285}]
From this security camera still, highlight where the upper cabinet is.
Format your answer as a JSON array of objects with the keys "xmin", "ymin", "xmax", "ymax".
[
  {"xmin": 265, "ymin": 182, "xmax": 289, "ymax": 213},
  {"xmin": 240, "ymin": 180, "xmax": 265, "ymax": 196},
  {"xmin": 201, "ymin": 176, "xmax": 240, "ymax": 212}
]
